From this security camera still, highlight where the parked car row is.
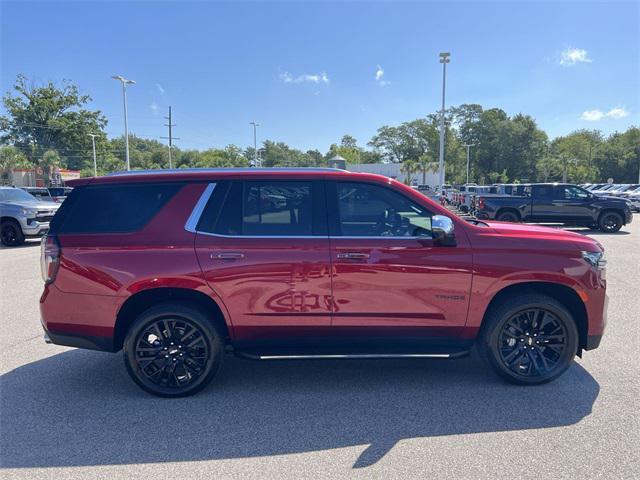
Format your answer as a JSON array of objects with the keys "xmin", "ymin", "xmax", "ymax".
[
  {"xmin": 0, "ymin": 186, "xmax": 61, "ymax": 246},
  {"xmin": 20, "ymin": 186, "xmax": 73, "ymax": 203},
  {"xmin": 582, "ymin": 183, "xmax": 640, "ymax": 212}
]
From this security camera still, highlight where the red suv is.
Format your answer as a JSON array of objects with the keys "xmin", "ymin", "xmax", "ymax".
[{"xmin": 40, "ymin": 169, "xmax": 607, "ymax": 396}]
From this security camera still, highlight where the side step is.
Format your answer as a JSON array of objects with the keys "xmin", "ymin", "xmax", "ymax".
[{"xmin": 234, "ymin": 350, "xmax": 470, "ymax": 361}]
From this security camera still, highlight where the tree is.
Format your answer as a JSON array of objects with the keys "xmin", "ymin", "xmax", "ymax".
[
  {"xmin": 0, "ymin": 145, "xmax": 31, "ymax": 184},
  {"xmin": 0, "ymin": 75, "xmax": 108, "ymax": 171}
]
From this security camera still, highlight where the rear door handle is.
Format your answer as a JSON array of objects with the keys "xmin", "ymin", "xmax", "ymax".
[
  {"xmin": 211, "ymin": 252, "xmax": 245, "ymax": 260},
  {"xmin": 336, "ymin": 252, "xmax": 370, "ymax": 260}
]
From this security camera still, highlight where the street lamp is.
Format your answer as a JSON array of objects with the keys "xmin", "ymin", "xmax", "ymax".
[
  {"xmin": 438, "ymin": 52, "xmax": 450, "ymax": 193},
  {"xmin": 87, "ymin": 134, "xmax": 98, "ymax": 176},
  {"xmin": 250, "ymin": 121, "xmax": 260, "ymax": 167},
  {"xmin": 463, "ymin": 143, "xmax": 476, "ymax": 184},
  {"xmin": 112, "ymin": 75, "xmax": 136, "ymax": 170}
]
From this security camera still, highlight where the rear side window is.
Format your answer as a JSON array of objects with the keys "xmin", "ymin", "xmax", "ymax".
[
  {"xmin": 199, "ymin": 180, "xmax": 326, "ymax": 236},
  {"xmin": 56, "ymin": 183, "xmax": 182, "ymax": 234}
]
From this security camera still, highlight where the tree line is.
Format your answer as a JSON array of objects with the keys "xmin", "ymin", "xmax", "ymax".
[{"xmin": 1, "ymin": 75, "xmax": 638, "ymax": 185}]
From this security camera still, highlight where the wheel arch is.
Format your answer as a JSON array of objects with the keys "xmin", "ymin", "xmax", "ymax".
[
  {"xmin": 495, "ymin": 207, "xmax": 521, "ymax": 221},
  {"xmin": 480, "ymin": 281, "xmax": 588, "ymax": 351},
  {"xmin": 114, "ymin": 287, "xmax": 231, "ymax": 351},
  {"xmin": 598, "ymin": 207, "xmax": 626, "ymax": 225}
]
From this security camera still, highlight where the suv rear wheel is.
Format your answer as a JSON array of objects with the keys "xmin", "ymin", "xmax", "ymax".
[
  {"xmin": 496, "ymin": 210, "xmax": 520, "ymax": 222},
  {"xmin": 478, "ymin": 294, "xmax": 578, "ymax": 385},
  {"xmin": 0, "ymin": 219, "xmax": 24, "ymax": 247},
  {"xmin": 123, "ymin": 302, "xmax": 224, "ymax": 397}
]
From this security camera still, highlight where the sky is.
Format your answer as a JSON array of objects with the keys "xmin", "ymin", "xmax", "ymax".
[{"xmin": 1, "ymin": 0, "xmax": 638, "ymax": 152}]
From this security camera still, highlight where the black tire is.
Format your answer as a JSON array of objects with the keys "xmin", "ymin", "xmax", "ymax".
[
  {"xmin": 477, "ymin": 293, "xmax": 578, "ymax": 385},
  {"xmin": 598, "ymin": 211, "xmax": 623, "ymax": 233},
  {"xmin": 0, "ymin": 219, "xmax": 25, "ymax": 247},
  {"xmin": 496, "ymin": 210, "xmax": 520, "ymax": 223},
  {"xmin": 123, "ymin": 302, "xmax": 224, "ymax": 397}
]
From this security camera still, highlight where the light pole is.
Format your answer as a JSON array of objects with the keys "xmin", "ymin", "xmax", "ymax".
[
  {"xmin": 112, "ymin": 75, "xmax": 136, "ymax": 170},
  {"xmin": 438, "ymin": 52, "xmax": 450, "ymax": 193},
  {"xmin": 463, "ymin": 143, "xmax": 475, "ymax": 184},
  {"xmin": 250, "ymin": 121, "xmax": 260, "ymax": 167},
  {"xmin": 87, "ymin": 134, "xmax": 98, "ymax": 176}
]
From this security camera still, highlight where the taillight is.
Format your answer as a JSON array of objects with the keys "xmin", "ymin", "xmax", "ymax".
[
  {"xmin": 41, "ymin": 235, "xmax": 61, "ymax": 284},
  {"xmin": 478, "ymin": 197, "xmax": 485, "ymax": 210}
]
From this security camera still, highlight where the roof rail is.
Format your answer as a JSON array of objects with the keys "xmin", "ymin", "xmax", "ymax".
[{"xmin": 106, "ymin": 167, "xmax": 345, "ymax": 177}]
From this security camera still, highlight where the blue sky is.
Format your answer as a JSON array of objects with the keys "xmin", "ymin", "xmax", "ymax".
[{"xmin": 1, "ymin": 1, "xmax": 638, "ymax": 152}]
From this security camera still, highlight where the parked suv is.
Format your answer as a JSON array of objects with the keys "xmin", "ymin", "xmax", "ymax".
[
  {"xmin": 40, "ymin": 169, "xmax": 608, "ymax": 396},
  {"xmin": 0, "ymin": 186, "xmax": 60, "ymax": 246}
]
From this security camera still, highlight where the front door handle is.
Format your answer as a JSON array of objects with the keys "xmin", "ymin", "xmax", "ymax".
[
  {"xmin": 336, "ymin": 252, "xmax": 370, "ymax": 260},
  {"xmin": 212, "ymin": 252, "xmax": 245, "ymax": 260}
]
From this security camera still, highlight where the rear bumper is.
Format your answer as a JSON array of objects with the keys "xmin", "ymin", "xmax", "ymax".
[
  {"xmin": 41, "ymin": 322, "xmax": 114, "ymax": 351},
  {"xmin": 40, "ymin": 284, "xmax": 120, "ymax": 352}
]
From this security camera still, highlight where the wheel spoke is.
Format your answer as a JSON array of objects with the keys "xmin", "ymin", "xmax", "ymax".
[
  {"xmin": 499, "ymin": 307, "xmax": 568, "ymax": 377},
  {"xmin": 134, "ymin": 317, "xmax": 209, "ymax": 390}
]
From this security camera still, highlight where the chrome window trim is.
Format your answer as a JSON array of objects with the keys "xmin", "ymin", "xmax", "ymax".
[
  {"xmin": 193, "ymin": 230, "xmax": 430, "ymax": 240},
  {"xmin": 184, "ymin": 183, "xmax": 216, "ymax": 233},
  {"xmin": 185, "ymin": 181, "xmax": 433, "ymax": 240}
]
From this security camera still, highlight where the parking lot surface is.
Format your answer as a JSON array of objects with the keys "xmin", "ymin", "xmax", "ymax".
[{"xmin": 1, "ymin": 218, "xmax": 639, "ymax": 479}]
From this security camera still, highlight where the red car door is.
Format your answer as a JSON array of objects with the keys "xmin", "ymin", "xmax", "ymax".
[
  {"xmin": 326, "ymin": 180, "xmax": 473, "ymax": 343},
  {"xmin": 193, "ymin": 179, "xmax": 333, "ymax": 347}
]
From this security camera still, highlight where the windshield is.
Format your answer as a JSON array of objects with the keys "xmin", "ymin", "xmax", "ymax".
[{"xmin": 0, "ymin": 188, "xmax": 39, "ymax": 202}]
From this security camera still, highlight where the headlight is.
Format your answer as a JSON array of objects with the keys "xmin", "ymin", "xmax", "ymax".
[
  {"xmin": 21, "ymin": 208, "xmax": 38, "ymax": 217},
  {"xmin": 582, "ymin": 251, "xmax": 606, "ymax": 279},
  {"xmin": 582, "ymin": 251, "xmax": 604, "ymax": 267}
]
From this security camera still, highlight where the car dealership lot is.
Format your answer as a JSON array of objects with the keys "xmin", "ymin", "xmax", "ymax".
[{"xmin": 1, "ymin": 218, "xmax": 639, "ymax": 480}]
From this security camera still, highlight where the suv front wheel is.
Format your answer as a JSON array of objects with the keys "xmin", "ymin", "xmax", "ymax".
[
  {"xmin": 123, "ymin": 302, "xmax": 224, "ymax": 397},
  {"xmin": 478, "ymin": 294, "xmax": 578, "ymax": 385},
  {"xmin": 1, "ymin": 219, "xmax": 25, "ymax": 247}
]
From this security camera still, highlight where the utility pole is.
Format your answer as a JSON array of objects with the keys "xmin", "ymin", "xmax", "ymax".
[
  {"xmin": 438, "ymin": 52, "xmax": 450, "ymax": 193},
  {"xmin": 87, "ymin": 134, "xmax": 98, "ymax": 176},
  {"xmin": 250, "ymin": 121, "xmax": 260, "ymax": 167},
  {"xmin": 463, "ymin": 144, "xmax": 475, "ymax": 184},
  {"xmin": 161, "ymin": 106, "xmax": 179, "ymax": 169}
]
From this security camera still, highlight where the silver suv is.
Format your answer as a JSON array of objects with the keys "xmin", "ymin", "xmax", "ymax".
[{"xmin": 0, "ymin": 187, "xmax": 60, "ymax": 246}]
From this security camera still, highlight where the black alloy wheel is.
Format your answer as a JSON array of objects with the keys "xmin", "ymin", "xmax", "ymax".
[
  {"xmin": 478, "ymin": 294, "xmax": 578, "ymax": 385},
  {"xmin": 498, "ymin": 308, "xmax": 568, "ymax": 378},
  {"xmin": 0, "ymin": 220, "xmax": 24, "ymax": 247},
  {"xmin": 598, "ymin": 211, "xmax": 623, "ymax": 233},
  {"xmin": 124, "ymin": 303, "xmax": 223, "ymax": 397}
]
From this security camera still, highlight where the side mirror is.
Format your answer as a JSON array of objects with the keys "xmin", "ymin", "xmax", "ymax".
[{"xmin": 431, "ymin": 215, "xmax": 456, "ymax": 246}]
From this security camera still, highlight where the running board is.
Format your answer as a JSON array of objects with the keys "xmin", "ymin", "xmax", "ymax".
[{"xmin": 234, "ymin": 351, "xmax": 469, "ymax": 361}]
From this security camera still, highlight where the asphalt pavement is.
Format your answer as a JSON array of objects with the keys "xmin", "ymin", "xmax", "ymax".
[{"xmin": 1, "ymin": 218, "xmax": 639, "ymax": 479}]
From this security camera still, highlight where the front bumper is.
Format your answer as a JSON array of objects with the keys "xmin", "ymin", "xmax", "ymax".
[{"xmin": 20, "ymin": 217, "xmax": 50, "ymax": 237}]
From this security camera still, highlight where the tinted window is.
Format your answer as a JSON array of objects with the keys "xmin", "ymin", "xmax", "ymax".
[
  {"xmin": 334, "ymin": 182, "xmax": 432, "ymax": 237},
  {"xmin": 57, "ymin": 183, "xmax": 181, "ymax": 233},
  {"xmin": 211, "ymin": 181, "xmax": 319, "ymax": 236},
  {"xmin": 532, "ymin": 185, "xmax": 554, "ymax": 199},
  {"xmin": 563, "ymin": 186, "xmax": 590, "ymax": 200}
]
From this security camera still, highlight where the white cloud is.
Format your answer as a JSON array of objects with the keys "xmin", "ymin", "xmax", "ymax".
[
  {"xmin": 560, "ymin": 47, "xmax": 592, "ymax": 66},
  {"xmin": 155, "ymin": 83, "xmax": 165, "ymax": 95},
  {"xmin": 580, "ymin": 107, "xmax": 629, "ymax": 121},
  {"xmin": 150, "ymin": 102, "xmax": 160, "ymax": 116},
  {"xmin": 606, "ymin": 107, "xmax": 629, "ymax": 119},
  {"xmin": 375, "ymin": 64, "xmax": 390, "ymax": 86},
  {"xmin": 279, "ymin": 71, "xmax": 329, "ymax": 84}
]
